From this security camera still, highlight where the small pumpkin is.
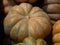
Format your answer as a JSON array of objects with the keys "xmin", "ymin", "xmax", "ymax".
[
  {"xmin": 48, "ymin": 14, "xmax": 60, "ymax": 20},
  {"xmin": 43, "ymin": 4, "xmax": 60, "ymax": 14},
  {"xmin": 43, "ymin": 0, "xmax": 60, "ymax": 24},
  {"xmin": 44, "ymin": 0, "xmax": 60, "ymax": 4},
  {"xmin": 14, "ymin": 37, "xmax": 47, "ymax": 45},
  {"xmin": 53, "ymin": 33, "xmax": 60, "ymax": 43},
  {"xmin": 53, "ymin": 20, "xmax": 60, "ymax": 35},
  {"xmin": 3, "ymin": 0, "xmax": 37, "ymax": 14},
  {"xmin": 3, "ymin": 0, "xmax": 15, "ymax": 13},
  {"xmin": 4, "ymin": 3, "xmax": 51, "ymax": 42},
  {"xmin": 52, "ymin": 20, "xmax": 60, "ymax": 45}
]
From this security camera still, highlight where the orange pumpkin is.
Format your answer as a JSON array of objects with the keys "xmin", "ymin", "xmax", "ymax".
[
  {"xmin": 53, "ymin": 20, "xmax": 60, "ymax": 45},
  {"xmin": 53, "ymin": 43, "xmax": 60, "ymax": 45},
  {"xmin": 15, "ymin": 0, "xmax": 37, "ymax": 3},
  {"xmin": 53, "ymin": 33, "xmax": 60, "ymax": 43},
  {"xmin": 53, "ymin": 20, "xmax": 60, "ymax": 35},
  {"xmin": 4, "ymin": 3, "xmax": 51, "ymax": 42}
]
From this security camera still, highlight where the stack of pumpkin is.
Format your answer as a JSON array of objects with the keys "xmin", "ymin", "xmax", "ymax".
[
  {"xmin": 53, "ymin": 20, "xmax": 60, "ymax": 45},
  {"xmin": 3, "ymin": 1, "xmax": 52, "ymax": 45},
  {"xmin": 43, "ymin": 0, "xmax": 60, "ymax": 24},
  {"xmin": 3, "ymin": 0, "xmax": 37, "ymax": 14}
]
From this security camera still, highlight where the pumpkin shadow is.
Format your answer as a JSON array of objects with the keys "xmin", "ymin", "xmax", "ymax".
[{"xmin": 0, "ymin": 0, "xmax": 6, "ymax": 45}]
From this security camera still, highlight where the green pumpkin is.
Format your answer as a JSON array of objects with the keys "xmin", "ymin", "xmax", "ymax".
[{"xmin": 14, "ymin": 37, "xmax": 47, "ymax": 45}]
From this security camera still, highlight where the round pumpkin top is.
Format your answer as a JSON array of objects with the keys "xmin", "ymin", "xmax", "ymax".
[{"xmin": 4, "ymin": 3, "xmax": 51, "ymax": 42}]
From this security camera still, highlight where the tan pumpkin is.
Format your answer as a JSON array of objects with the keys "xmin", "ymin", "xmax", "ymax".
[
  {"xmin": 48, "ymin": 14, "xmax": 60, "ymax": 20},
  {"xmin": 3, "ymin": 0, "xmax": 37, "ymax": 14},
  {"xmin": 44, "ymin": 0, "xmax": 60, "ymax": 4},
  {"xmin": 43, "ymin": 4, "xmax": 60, "ymax": 13},
  {"xmin": 4, "ymin": 3, "xmax": 51, "ymax": 42},
  {"xmin": 3, "ymin": 0, "xmax": 15, "ymax": 13},
  {"xmin": 43, "ymin": 0, "xmax": 60, "ymax": 24}
]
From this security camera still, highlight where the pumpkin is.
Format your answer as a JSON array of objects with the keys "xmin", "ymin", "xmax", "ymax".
[
  {"xmin": 43, "ymin": 0, "xmax": 60, "ymax": 24},
  {"xmin": 3, "ymin": 0, "xmax": 37, "ymax": 14},
  {"xmin": 44, "ymin": 0, "xmax": 60, "ymax": 4},
  {"xmin": 48, "ymin": 14, "xmax": 60, "ymax": 20},
  {"xmin": 53, "ymin": 33, "xmax": 60, "ymax": 43},
  {"xmin": 4, "ymin": 3, "xmax": 51, "ymax": 42},
  {"xmin": 15, "ymin": 0, "xmax": 37, "ymax": 3},
  {"xmin": 52, "ymin": 20, "xmax": 60, "ymax": 45},
  {"xmin": 3, "ymin": 0, "xmax": 15, "ymax": 13},
  {"xmin": 14, "ymin": 37, "xmax": 47, "ymax": 45},
  {"xmin": 53, "ymin": 20, "xmax": 60, "ymax": 35},
  {"xmin": 43, "ymin": 4, "xmax": 60, "ymax": 14}
]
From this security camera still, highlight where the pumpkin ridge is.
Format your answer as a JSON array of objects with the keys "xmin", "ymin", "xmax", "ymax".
[
  {"xmin": 19, "ymin": 3, "xmax": 32, "ymax": 15},
  {"xmin": 11, "ymin": 6, "xmax": 25, "ymax": 16},
  {"xmin": 4, "ymin": 17, "xmax": 23, "ymax": 35},
  {"xmin": 29, "ymin": 7, "xmax": 41, "ymax": 15},
  {"xmin": 34, "ymin": 19, "xmax": 46, "ymax": 37},
  {"xmin": 34, "ymin": 19, "xmax": 45, "ymax": 33},
  {"xmin": 35, "ymin": 17, "xmax": 51, "ymax": 36},
  {"xmin": 28, "ymin": 20, "xmax": 40, "ymax": 38},
  {"xmin": 17, "ymin": 19, "xmax": 28, "ymax": 41},
  {"xmin": 10, "ymin": 19, "xmax": 25, "ymax": 41}
]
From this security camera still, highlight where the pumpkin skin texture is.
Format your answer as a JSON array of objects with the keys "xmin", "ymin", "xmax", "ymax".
[
  {"xmin": 48, "ymin": 14, "xmax": 60, "ymax": 20},
  {"xmin": 43, "ymin": 0, "xmax": 60, "ymax": 24},
  {"xmin": 14, "ymin": 37, "xmax": 47, "ymax": 45},
  {"xmin": 44, "ymin": 0, "xmax": 60, "ymax": 4},
  {"xmin": 4, "ymin": 3, "xmax": 51, "ymax": 42},
  {"xmin": 53, "ymin": 33, "xmax": 60, "ymax": 43},
  {"xmin": 53, "ymin": 20, "xmax": 60, "ymax": 35},
  {"xmin": 53, "ymin": 20, "xmax": 60, "ymax": 45},
  {"xmin": 43, "ymin": 4, "xmax": 60, "ymax": 14}
]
